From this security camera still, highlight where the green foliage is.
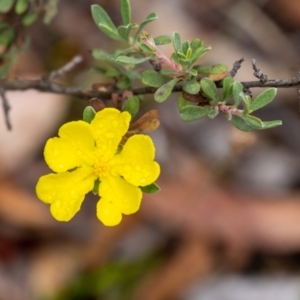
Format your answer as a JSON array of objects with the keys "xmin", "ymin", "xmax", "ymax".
[
  {"xmin": 141, "ymin": 70, "xmax": 170, "ymax": 87},
  {"xmin": 83, "ymin": 106, "xmax": 96, "ymax": 123},
  {"xmin": 200, "ymin": 78, "xmax": 219, "ymax": 105},
  {"xmin": 154, "ymin": 35, "xmax": 172, "ymax": 45},
  {"xmin": 232, "ymin": 81, "xmax": 244, "ymax": 107},
  {"xmin": 15, "ymin": 0, "xmax": 28, "ymax": 14},
  {"xmin": 180, "ymin": 105, "xmax": 210, "ymax": 122},
  {"xmin": 0, "ymin": 0, "xmax": 14, "ymax": 13},
  {"xmin": 140, "ymin": 182, "xmax": 160, "ymax": 193},
  {"xmin": 53, "ymin": 252, "xmax": 162, "ymax": 300},
  {"xmin": 91, "ymin": 5, "xmax": 122, "ymax": 40},
  {"xmin": 249, "ymin": 88, "xmax": 277, "ymax": 111},
  {"xmin": 123, "ymin": 95, "xmax": 140, "ymax": 118},
  {"xmin": 154, "ymin": 78, "xmax": 180, "ymax": 103},
  {"xmin": 183, "ymin": 79, "xmax": 200, "ymax": 94},
  {"xmin": 120, "ymin": 0, "xmax": 131, "ymax": 25},
  {"xmin": 222, "ymin": 76, "xmax": 234, "ymax": 102}
]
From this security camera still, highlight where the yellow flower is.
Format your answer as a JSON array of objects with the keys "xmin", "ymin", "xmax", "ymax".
[{"xmin": 36, "ymin": 108, "xmax": 160, "ymax": 226}]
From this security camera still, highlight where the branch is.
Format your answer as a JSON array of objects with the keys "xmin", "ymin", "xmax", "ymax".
[
  {"xmin": 1, "ymin": 75, "xmax": 300, "ymax": 101},
  {"xmin": 0, "ymin": 89, "xmax": 11, "ymax": 130}
]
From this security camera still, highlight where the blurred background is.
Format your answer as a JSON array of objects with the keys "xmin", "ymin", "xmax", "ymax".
[{"xmin": 2, "ymin": 0, "xmax": 300, "ymax": 299}]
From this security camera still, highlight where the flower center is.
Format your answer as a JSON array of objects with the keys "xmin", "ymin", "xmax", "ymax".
[{"xmin": 94, "ymin": 159, "xmax": 111, "ymax": 178}]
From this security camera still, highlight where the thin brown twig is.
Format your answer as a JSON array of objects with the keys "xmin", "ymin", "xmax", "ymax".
[
  {"xmin": 47, "ymin": 55, "xmax": 83, "ymax": 81},
  {"xmin": 229, "ymin": 57, "xmax": 245, "ymax": 77},
  {"xmin": 1, "ymin": 75, "xmax": 300, "ymax": 102},
  {"xmin": 0, "ymin": 88, "xmax": 11, "ymax": 130}
]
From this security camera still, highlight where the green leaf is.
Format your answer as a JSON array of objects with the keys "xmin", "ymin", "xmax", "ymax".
[
  {"xmin": 200, "ymin": 77, "xmax": 219, "ymax": 104},
  {"xmin": 140, "ymin": 182, "xmax": 160, "ymax": 194},
  {"xmin": 120, "ymin": 0, "xmax": 131, "ymax": 25},
  {"xmin": 183, "ymin": 79, "xmax": 200, "ymax": 94},
  {"xmin": 249, "ymin": 88, "xmax": 277, "ymax": 111},
  {"xmin": 259, "ymin": 120, "xmax": 282, "ymax": 129},
  {"xmin": 154, "ymin": 78, "xmax": 180, "ymax": 103},
  {"xmin": 177, "ymin": 93, "xmax": 189, "ymax": 110},
  {"xmin": 123, "ymin": 95, "xmax": 140, "ymax": 119},
  {"xmin": 232, "ymin": 81, "xmax": 244, "ymax": 107},
  {"xmin": 190, "ymin": 38, "xmax": 203, "ymax": 52},
  {"xmin": 243, "ymin": 115, "xmax": 263, "ymax": 129},
  {"xmin": 0, "ymin": 27, "xmax": 15, "ymax": 45},
  {"xmin": 22, "ymin": 12, "xmax": 38, "ymax": 26},
  {"xmin": 172, "ymin": 32, "xmax": 181, "ymax": 52},
  {"xmin": 83, "ymin": 106, "xmax": 96, "ymax": 123},
  {"xmin": 181, "ymin": 41, "xmax": 190, "ymax": 55},
  {"xmin": 207, "ymin": 107, "xmax": 219, "ymax": 119},
  {"xmin": 92, "ymin": 179, "xmax": 100, "ymax": 194},
  {"xmin": 154, "ymin": 35, "xmax": 172, "ymax": 45},
  {"xmin": 91, "ymin": 4, "xmax": 121, "ymax": 40},
  {"xmin": 0, "ymin": 0, "xmax": 14, "ymax": 12},
  {"xmin": 187, "ymin": 69, "xmax": 197, "ymax": 77},
  {"xmin": 15, "ymin": 0, "xmax": 28, "ymax": 14},
  {"xmin": 190, "ymin": 46, "xmax": 211, "ymax": 65},
  {"xmin": 141, "ymin": 70, "xmax": 171, "ymax": 87},
  {"xmin": 222, "ymin": 76, "xmax": 234, "ymax": 102},
  {"xmin": 117, "ymin": 24, "xmax": 132, "ymax": 41},
  {"xmin": 139, "ymin": 42, "xmax": 155, "ymax": 54},
  {"xmin": 43, "ymin": 0, "xmax": 59, "ymax": 24},
  {"xmin": 115, "ymin": 55, "xmax": 151, "ymax": 64},
  {"xmin": 230, "ymin": 115, "xmax": 253, "ymax": 132},
  {"xmin": 242, "ymin": 95, "xmax": 252, "ymax": 115},
  {"xmin": 116, "ymin": 76, "xmax": 130, "ymax": 89},
  {"xmin": 180, "ymin": 105, "xmax": 210, "ymax": 122},
  {"xmin": 105, "ymin": 69, "xmax": 120, "ymax": 77},
  {"xmin": 134, "ymin": 12, "xmax": 158, "ymax": 39}
]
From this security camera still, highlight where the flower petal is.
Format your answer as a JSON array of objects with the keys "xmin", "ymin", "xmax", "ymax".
[
  {"xmin": 91, "ymin": 108, "xmax": 131, "ymax": 160},
  {"xmin": 96, "ymin": 197, "xmax": 122, "ymax": 226},
  {"xmin": 110, "ymin": 135, "xmax": 160, "ymax": 186},
  {"xmin": 97, "ymin": 175, "xmax": 142, "ymax": 224},
  {"xmin": 36, "ymin": 167, "xmax": 96, "ymax": 221},
  {"xmin": 45, "ymin": 121, "xmax": 96, "ymax": 173}
]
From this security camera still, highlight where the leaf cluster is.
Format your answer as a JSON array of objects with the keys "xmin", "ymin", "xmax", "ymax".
[
  {"xmin": 91, "ymin": 0, "xmax": 282, "ymax": 132},
  {"xmin": 0, "ymin": 0, "xmax": 60, "ymax": 79}
]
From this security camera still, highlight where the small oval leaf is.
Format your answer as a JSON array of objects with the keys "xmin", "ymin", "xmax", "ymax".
[
  {"xmin": 230, "ymin": 115, "xmax": 253, "ymax": 132},
  {"xmin": 134, "ymin": 12, "xmax": 158, "ymax": 39},
  {"xmin": 249, "ymin": 88, "xmax": 277, "ymax": 111},
  {"xmin": 140, "ymin": 182, "xmax": 160, "ymax": 193},
  {"xmin": 115, "ymin": 55, "xmax": 151, "ymax": 64},
  {"xmin": 222, "ymin": 76, "xmax": 234, "ymax": 102},
  {"xmin": 177, "ymin": 93, "xmax": 189, "ymax": 110},
  {"xmin": 183, "ymin": 79, "xmax": 200, "ymax": 94},
  {"xmin": 91, "ymin": 4, "xmax": 121, "ymax": 40},
  {"xmin": 123, "ymin": 95, "xmax": 140, "ymax": 119},
  {"xmin": 173, "ymin": 32, "xmax": 181, "ymax": 52},
  {"xmin": 200, "ymin": 77, "xmax": 219, "ymax": 104},
  {"xmin": 154, "ymin": 35, "xmax": 172, "ymax": 45},
  {"xmin": 120, "ymin": 0, "xmax": 131, "ymax": 25},
  {"xmin": 141, "ymin": 70, "xmax": 171, "ymax": 88},
  {"xmin": 259, "ymin": 120, "xmax": 282, "ymax": 129},
  {"xmin": 154, "ymin": 78, "xmax": 180, "ymax": 103},
  {"xmin": 180, "ymin": 105, "xmax": 210, "ymax": 122},
  {"xmin": 15, "ymin": 0, "xmax": 28, "ymax": 14},
  {"xmin": 232, "ymin": 81, "xmax": 244, "ymax": 107},
  {"xmin": 83, "ymin": 106, "xmax": 96, "ymax": 123}
]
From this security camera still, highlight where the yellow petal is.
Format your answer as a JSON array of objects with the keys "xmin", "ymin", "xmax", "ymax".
[
  {"xmin": 36, "ymin": 167, "xmax": 96, "ymax": 221},
  {"xmin": 91, "ymin": 108, "xmax": 131, "ymax": 160},
  {"xmin": 97, "ymin": 176, "xmax": 142, "ymax": 224},
  {"xmin": 110, "ymin": 135, "xmax": 160, "ymax": 186},
  {"xmin": 45, "ymin": 121, "xmax": 96, "ymax": 173},
  {"xmin": 96, "ymin": 197, "xmax": 122, "ymax": 226}
]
